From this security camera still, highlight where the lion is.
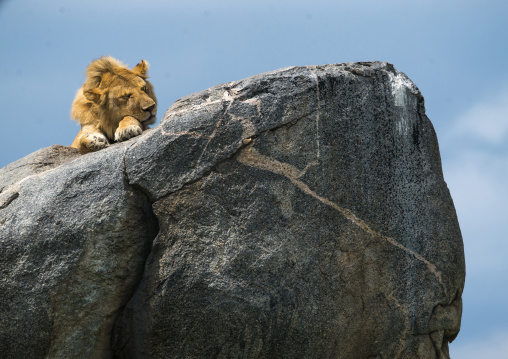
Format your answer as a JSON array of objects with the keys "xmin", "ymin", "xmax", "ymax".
[{"xmin": 70, "ymin": 56, "xmax": 157, "ymax": 153}]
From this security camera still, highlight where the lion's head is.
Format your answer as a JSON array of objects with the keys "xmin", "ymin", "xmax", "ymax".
[{"xmin": 71, "ymin": 56, "xmax": 158, "ymax": 143}]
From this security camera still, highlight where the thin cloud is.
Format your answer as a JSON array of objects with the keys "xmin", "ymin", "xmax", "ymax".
[
  {"xmin": 442, "ymin": 86, "xmax": 508, "ymax": 224},
  {"xmin": 449, "ymin": 90, "xmax": 508, "ymax": 145},
  {"xmin": 445, "ymin": 151, "xmax": 508, "ymax": 227}
]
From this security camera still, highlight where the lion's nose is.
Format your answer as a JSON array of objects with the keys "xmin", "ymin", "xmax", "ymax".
[{"xmin": 143, "ymin": 104, "xmax": 155, "ymax": 113}]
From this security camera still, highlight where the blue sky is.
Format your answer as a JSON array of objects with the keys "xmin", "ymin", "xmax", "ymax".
[{"xmin": 1, "ymin": 0, "xmax": 507, "ymax": 356}]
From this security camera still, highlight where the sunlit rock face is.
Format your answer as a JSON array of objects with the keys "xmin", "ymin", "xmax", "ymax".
[{"xmin": 0, "ymin": 62, "xmax": 464, "ymax": 359}]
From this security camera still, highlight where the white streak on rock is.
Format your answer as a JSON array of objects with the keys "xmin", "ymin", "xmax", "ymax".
[
  {"xmin": 388, "ymin": 72, "xmax": 418, "ymax": 136},
  {"xmin": 306, "ymin": 66, "xmax": 321, "ymax": 158}
]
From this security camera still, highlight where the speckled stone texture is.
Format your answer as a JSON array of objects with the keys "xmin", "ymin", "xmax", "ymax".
[{"xmin": 0, "ymin": 62, "xmax": 464, "ymax": 359}]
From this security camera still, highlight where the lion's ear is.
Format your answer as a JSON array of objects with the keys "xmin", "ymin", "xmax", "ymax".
[
  {"xmin": 132, "ymin": 60, "xmax": 149, "ymax": 78},
  {"xmin": 83, "ymin": 88, "xmax": 102, "ymax": 103}
]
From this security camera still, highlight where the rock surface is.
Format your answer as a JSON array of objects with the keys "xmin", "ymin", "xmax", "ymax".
[{"xmin": 0, "ymin": 62, "xmax": 465, "ymax": 359}]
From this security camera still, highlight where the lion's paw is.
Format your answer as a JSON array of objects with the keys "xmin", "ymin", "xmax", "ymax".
[
  {"xmin": 115, "ymin": 125, "xmax": 142, "ymax": 142},
  {"xmin": 82, "ymin": 132, "xmax": 109, "ymax": 151}
]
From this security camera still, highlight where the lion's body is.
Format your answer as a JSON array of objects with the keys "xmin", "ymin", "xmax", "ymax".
[{"xmin": 71, "ymin": 56, "xmax": 157, "ymax": 153}]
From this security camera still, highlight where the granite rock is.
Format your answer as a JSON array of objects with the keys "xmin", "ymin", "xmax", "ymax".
[{"xmin": 0, "ymin": 62, "xmax": 465, "ymax": 359}]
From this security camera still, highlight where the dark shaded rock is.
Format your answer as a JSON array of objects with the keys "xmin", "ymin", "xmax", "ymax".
[
  {"xmin": 0, "ymin": 143, "xmax": 158, "ymax": 358},
  {"xmin": 0, "ymin": 62, "xmax": 465, "ymax": 359}
]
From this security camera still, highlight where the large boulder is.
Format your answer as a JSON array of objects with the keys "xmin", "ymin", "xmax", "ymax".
[{"xmin": 0, "ymin": 62, "xmax": 465, "ymax": 359}]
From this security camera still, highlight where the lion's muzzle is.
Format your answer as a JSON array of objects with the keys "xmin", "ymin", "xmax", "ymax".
[{"xmin": 143, "ymin": 103, "xmax": 155, "ymax": 114}]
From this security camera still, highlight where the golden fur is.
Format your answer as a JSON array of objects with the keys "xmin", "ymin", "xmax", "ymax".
[{"xmin": 71, "ymin": 56, "xmax": 157, "ymax": 153}]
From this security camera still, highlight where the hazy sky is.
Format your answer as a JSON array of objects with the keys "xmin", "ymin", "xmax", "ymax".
[{"xmin": 1, "ymin": 0, "xmax": 507, "ymax": 357}]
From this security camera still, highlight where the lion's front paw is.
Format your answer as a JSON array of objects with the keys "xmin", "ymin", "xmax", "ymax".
[
  {"xmin": 114, "ymin": 124, "xmax": 142, "ymax": 142},
  {"xmin": 81, "ymin": 132, "xmax": 109, "ymax": 151}
]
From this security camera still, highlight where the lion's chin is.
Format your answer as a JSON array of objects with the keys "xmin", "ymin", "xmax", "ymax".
[
  {"xmin": 143, "ymin": 116, "xmax": 157, "ymax": 126},
  {"xmin": 129, "ymin": 113, "xmax": 155, "ymax": 124}
]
